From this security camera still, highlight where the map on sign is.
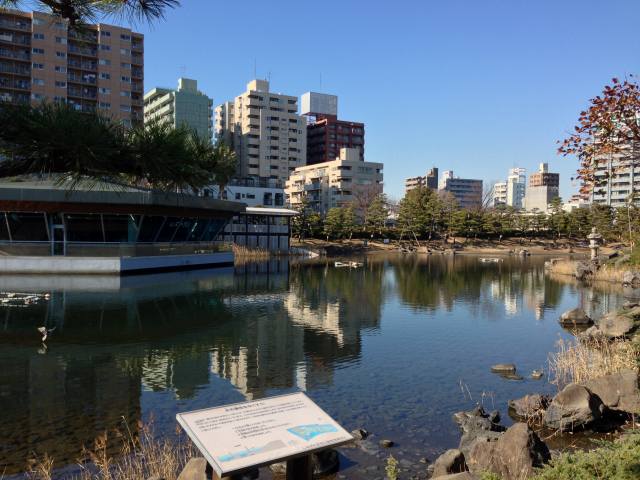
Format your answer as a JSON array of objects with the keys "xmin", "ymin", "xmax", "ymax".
[{"xmin": 176, "ymin": 392, "xmax": 353, "ymax": 477}]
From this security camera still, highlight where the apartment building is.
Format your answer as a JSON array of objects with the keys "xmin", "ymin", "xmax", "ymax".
[
  {"xmin": 286, "ymin": 147, "xmax": 383, "ymax": 215},
  {"xmin": 215, "ymin": 79, "xmax": 306, "ymax": 184},
  {"xmin": 492, "ymin": 181, "xmax": 507, "ymax": 206},
  {"xmin": 405, "ymin": 167, "xmax": 438, "ymax": 193},
  {"xmin": 144, "ymin": 77, "xmax": 213, "ymax": 140},
  {"xmin": 438, "ymin": 170, "xmax": 483, "ymax": 209},
  {"xmin": 589, "ymin": 144, "xmax": 640, "ymax": 208},
  {"xmin": 0, "ymin": 9, "xmax": 144, "ymax": 125},
  {"xmin": 301, "ymin": 92, "xmax": 365, "ymax": 165},
  {"xmin": 524, "ymin": 163, "xmax": 560, "ymax": 212},
  {"xmin": 506, "ymin": 167, "xmax": 526, "ymax": 209}
]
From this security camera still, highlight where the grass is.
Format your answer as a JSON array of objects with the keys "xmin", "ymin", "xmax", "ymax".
[
  {"xmin": 24, "ymin": 420, "xmax": 196, "ymax": 480},
  {"xmin": 532, "ymin": 433, "xmax": 640, "ymax": 480},
  {"xmin": 232, "ymin": 244, "xmax": 272, "ymax": 261},
  {"xmin": 548, "ymin": 336, "xmax": 639, "ymax": 388}
]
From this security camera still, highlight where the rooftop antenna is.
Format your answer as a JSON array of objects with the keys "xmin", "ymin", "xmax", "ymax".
[{"xmin": 267, "ymin": 71, "xmax": 271, "ymax": 83}]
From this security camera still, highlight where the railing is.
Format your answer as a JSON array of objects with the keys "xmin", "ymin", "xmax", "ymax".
[
  {"xmin": 0, "ymin": 241, "xmax": 232, "ymax": 257},
  {"xmin": 0, "ymin": 63, "xmax": 29, "ymax": 75},
  {"xmin": 0, "ymin": 19, "xmax": 30, "ymax": 31}
]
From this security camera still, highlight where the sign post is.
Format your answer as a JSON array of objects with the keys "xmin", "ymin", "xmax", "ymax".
[{"xmin": 177, "ymin": 392, "xmax": 353, "ymax": 479}]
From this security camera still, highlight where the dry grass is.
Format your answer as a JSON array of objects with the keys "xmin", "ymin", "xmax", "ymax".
[
  {"xmin": 547, "ymin": 259, "xmax": 630, "ymax": 284},
  {"xmin": 232, "ymin": 244, "xmax": 271, "ymax": 261},
  {"xmin": 548, "ymin": 336, "xmax": 639, "ymax": 388},
  {"xmin": 547, "ymin": 259, "xmax": 577, "ymax": 276},
  {"xmin": 25, "ymin": 420, "xmax": 196, "ymax": 480}
]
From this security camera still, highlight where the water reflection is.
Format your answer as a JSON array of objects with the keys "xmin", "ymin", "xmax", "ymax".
[{"xmin": 0, "ymin": 255, "xmax": 633, "ymax": 476}]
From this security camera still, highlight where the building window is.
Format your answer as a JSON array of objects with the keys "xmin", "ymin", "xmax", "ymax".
[
  {"xmin": 120, "ymin": 91, "xmax": 130, "ymax": 97},
  {"xmin": 120, "ymin": 34, "xmax": 131, "ymax": 41},
  {"xmin": 99, "ymin": 102, "xmax": 111, "ymax": 108},
  {"xmin": 100, "ymin": 30, "xmax": 111, "ymax": 37},
  {"xmin": 55, "ymin": 81, "xmax": 66, "ymax": 88},
  {"xmin": 56, "ymin": 51, "xmax": 66, "ymax": 58},
  {"xmin": 33, "ymin": 78, "xmax": 44, "ymax": 86},
  {"xmin": 120, "ymin": 105, "xmax": 131, "ymax": 112},
  {"xmin": 120, "ymin": 48, "xmax": 130, "ymax": 55},
  {"xmin": 32, "ymin": 63, "xmax": 44, "ymax": 69},
  {"xmin": 33, "ymin": 18, "xmax": 45, "ymax": 26},
  {"xmin": 100, "ymin": 73, "xmax": 111, "ymax": 80},
  {"xmin": 31, "ymin": 93, "xmax": 44, "ymax": 100},
  {"xmin": 55, "ymin": 65, "xmax": 67, "ymax": 73},
  {"xmin": 121, "ymin": 76, "xmax": 131, "ymax": 83},
  {"xmin": 99, "ymin": 87, "xmax": 111, "ymax": 94},
  {"xmin": 55, "ymin": 36, "xmax": 67, "ymax": 44},
  {"xmin": 99, "ymin": 59, "xmax": 111, "ymax": 66},
  {"xmin": 33, "ymin": 33, "xmax": 44, "ymax": 40},
  {"xmin": 32, "ymin": 48, "xmax": 44, "ymax": 54},
  {"xmin": 100, "ymin": 45, "xmax": 111, "ymax": 51},
  {"xmin": 121, "ymin": 62, "xmax": 131, "ymax": 69}
]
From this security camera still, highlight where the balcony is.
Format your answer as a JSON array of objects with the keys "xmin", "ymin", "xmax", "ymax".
[
  {"xmin": 69, "ymin": 44, "xmax": 97, "ymax": 56},
  {"xmin": 0, "ymin": 62, "xmax": 30, "ymax": 75},
  {"xmin": 0, "ymin": 47, "xmax": 29, "ymax": 61},
  {"xmin": 0, "ymin": 19, "xmax": 30, "ymax": 31}
]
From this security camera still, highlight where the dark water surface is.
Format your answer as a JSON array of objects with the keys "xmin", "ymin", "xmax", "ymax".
[{"xmin": 0, "ymin": 255, "xmax": 632, "ymax": 478}]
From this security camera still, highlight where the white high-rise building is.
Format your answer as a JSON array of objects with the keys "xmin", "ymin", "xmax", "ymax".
[
  {"xmin": 492, "ymin": 182, "xmax": 508, "ymax": 207},
  {"xmin": 506, "ymin": 167, "xmax": 526, "ymax": 209},
  {"xmin": 215, "ymin": 79, "xmax": 307, "ymax": 185}
]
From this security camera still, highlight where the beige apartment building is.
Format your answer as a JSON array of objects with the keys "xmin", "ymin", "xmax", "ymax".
[
  {"xmin": 215, "ymin": 79, "xmax": 306, "ymax": 185},
  {"xmin": 286, "ymin": 147, "xmax": 383, "ymax": 214},
  {"xmin": 0, "ymin": 9, "xmax": 143, "ymax": 126}
]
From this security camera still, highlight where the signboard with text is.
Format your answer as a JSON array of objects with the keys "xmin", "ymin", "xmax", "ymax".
[{"xmin": 176, "ymin": 392, "xmax": 353, "ymax": 477}]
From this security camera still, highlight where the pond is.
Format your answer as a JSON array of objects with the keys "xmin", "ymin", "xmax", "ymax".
[{"xmin": 0, "ymin": 254, "xmax": 632, "ymax": 478}]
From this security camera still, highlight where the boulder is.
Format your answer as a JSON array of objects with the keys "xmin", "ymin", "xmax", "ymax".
[
  {"xmin": 596, "ymin": 312, "xmax": 636, "ymax": 338},
  {"xmin": 574, "ymin": 261, "xmax": 595, "ymax": 280},
  {"xmin": 622, "ymin": 271, "xmax": 640, "ymax": 287},
  {"xmin": 380, "ymin": 439, "xmax": 394, "ymax": 448},
  {"xmin": 508, "ymin": 394, "xmax": 551, "ymax": 421},
  {"xmin": 433, "ymin": 472, "xmax": 479, "ymax": 480},
  {"xmin": 467, "ymin": 423, "xmax": 550, "ymax": 480},
  {"xmin": 531, "ymin": 369, "xmax": 544, "ymax": 379},
  {"xmin": 583, "ymin": 370, "xmax": 640, "ymax": 414},
  {"xmin": 432, "ymin": 449, "xmax": 468, "ymax": 477},
  {"xmin": 177, "ymin": 458, "xmax": 207, "ymax": 480},
  {"xmin": 559, "ymin": 308, "xmax": 592, "ymax": 327},
  {"xmin": 491, "ymin": 363, "xmax": 516, "ymax": 373},
  {"xmin": 351, "ymin": 428, "xmax": 369, "ymax": 440},
  {"xmin": 453, "ymin": 406, "xmax": 505, "ymax": 458},
  {"xmin": 543, "ymin": 384, "xmax": 604, "ymax": 431}
]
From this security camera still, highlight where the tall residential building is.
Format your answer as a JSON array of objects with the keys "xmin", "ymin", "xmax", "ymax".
[
  {"xmin": 506, "ymin": 167, "xmax": 526, "ymax": 209},
  {"xmin": 301, "ymin": 91, "xmax": 365, "ymax": 165},
  {"xmin": 285, "ymin": 147, "xmax": 383, "ymax": 215},
  {"xmin": 405, "ymin": 167, "xmax": 438, "ymax": 193},
  {"xmin": 492, "ymin": 181, "xmax": 508, "ymax": 207},
  {"xmin": 524, "ymin": 163, "xmax": 560, "ymax": 212},
  {"xmin": 589, "ymin": 144, "xmax": 640, "ymax": 207},
  {"xmin": 438, "ymin": 170, "xmax": 483, "ymax": 209},
  {"xmin": 143, "ymin": 78, "xmax": 213, "ymax": 140},
  {"xmin": 214, "ymin": 79, "xmax": 306, "ymax": 185},
  {"xmin": 0, "ymin": 9, "xmax": 144, "ymax": 126}
]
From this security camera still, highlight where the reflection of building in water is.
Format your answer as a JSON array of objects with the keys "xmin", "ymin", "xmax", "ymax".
[
  {"xmin": 141, "ymin": 350, "xmax": 211, "ymax": 399},
  {"xmin": 0, "ymin": 347, "xmax": 141, "ymax": 475},
  {"xmin": 285, "ymin": 295, "xmax": 346, "ymax": 345}
]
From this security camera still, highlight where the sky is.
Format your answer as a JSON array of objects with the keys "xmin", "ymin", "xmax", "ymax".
[{"xmin": 131, "ymin": 0, "xmax": 640, "ymax": 201}]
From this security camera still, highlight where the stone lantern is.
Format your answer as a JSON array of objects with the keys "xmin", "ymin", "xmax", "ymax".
[{"xmin": 587, "ymin": 227, "xmax": 602, "ymax": 261}]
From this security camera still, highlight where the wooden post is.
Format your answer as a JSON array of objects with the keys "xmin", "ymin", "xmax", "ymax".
[{"xmin": 286, "ymin": 455, "xmax": 313, "ymax": 480}]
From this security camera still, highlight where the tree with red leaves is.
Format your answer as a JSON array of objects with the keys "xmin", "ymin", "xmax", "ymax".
[{"xmin": 558, "ymin": 76, "xmax": 640, "ymax": 199}]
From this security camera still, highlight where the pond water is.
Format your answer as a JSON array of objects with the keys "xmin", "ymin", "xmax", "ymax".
[{"xmin": 0, "ymin": 255, "xmax": 634, "ymax": 478}]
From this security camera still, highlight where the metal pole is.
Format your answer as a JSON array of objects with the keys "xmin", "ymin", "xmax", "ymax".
[{"xmin": 286, "ymin": 455, "xmax": 313, "ymax": 480}]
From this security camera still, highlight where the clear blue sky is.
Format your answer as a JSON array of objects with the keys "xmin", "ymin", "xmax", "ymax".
[{"xmin": 133, "ymin": 0, "xmax": 640, "ymax": 201}]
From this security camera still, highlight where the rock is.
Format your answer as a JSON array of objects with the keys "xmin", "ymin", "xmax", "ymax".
[
  {"xmin": 622, "ymin": 301, "xmax": 640, "ymax": 310},
  {"xmin": 508, "ymin": 394, "xmax": 551, "ymax": 421},
  {"xmin": 432, "ymin": 474, "xmax": 478, "ymax": 480},
  {"xmin": 583, "ymin": 370, "xmax": 640, "ymax": 414},
  {"xmin": 543, "ymin": 384, "xmax": 604, "ymax": 431},
  {"xmin": 491, "ymin": 363, "xmax": 516, "ymax": 373},
  {"xmin": 531, "ymin": 369, "xmax": 544, "ymax": 379},
  {"xmin": 574, "ymin": 261, "xmax": 595, "ymax": 280},
  {"xmin": 418, "ymin": 456, "xmax": 430, "ymax": 464},
  {"xmin": 269, "ymin": 462, "xmax": 286, "ymax": 475},
  {"xmin": 313, "ymin": 449, "xmax": 339, "ymax": 475},
  {"xmin": 488, "ymin": 410, "xmax": 500, "ymax": 424},
  {"xmin": 622, "ymin": 271, "xmax": 640, "ymax": 287},
  {"xmin": 454, "ymin": 406, "xmax": 506, "ymax": 458},
  {"xmin": 351, "ymin": 428, "xmax": 369, "ymax": 440},
  {"xmin": 380, "ymin": 439, "xmax": 394, "ymax": 448},
  {"xmin": 467, "ymin": 423, "xmax": 550, "ymax": 480},
  {"xmin": 432, "ymin": 449, "xmax": 468, "ymax": 477},
  {"xmin": 596, "ymin": 312, "xmax": 637, "ymax": 338},
  {"xmin": 177, "ymin": 458, "xmax": 207, "ymax": 480},
  {"xmin": 559, "ymin": 308, "xmax": 593, "ymax": 327}
]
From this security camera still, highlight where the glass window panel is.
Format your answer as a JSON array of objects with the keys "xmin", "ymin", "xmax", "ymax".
[
  {"xmin": 201, "ymin": 218, "xmax": 226, "ymax": 241},
  {"xmin": 156, "ymin": 217, "xmax": 180, "ymax": 242},
  {"xmin": 187, "ymin": 219, "xmax": 209, "ymax": 241},
  {"xmin": 7, "ymin": 213, "xmax": 48, "ymax": 241},
  {"xmin": 64, "ymin": 214, "xmax": 103, "ymax": 242},
  {"xmin": 137, "ymin": 216, "xmax": 165, "ymax": 242},
  {"xmin": 0, "ymin": 213, "xmax": 10, "ymax": 241},
  {"xmin": 172, "ymin": 218, "xmax": 195, "ymax": 242},
  {"xmin": 103, "ymin": 214, "xmax": 140, "ymax": 242}
]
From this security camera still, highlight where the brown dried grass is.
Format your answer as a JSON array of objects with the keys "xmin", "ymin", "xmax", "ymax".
[
  {"xmin": 548, "ymin": 336, "xmax": 639, "ymax": 388},
  {"xmin": 25, "ymin": 420, "xmax": 196, "ymax": 480},
  {"xmin": 547, "ymin": 259, "xmax": 629, "ymax": 283}
]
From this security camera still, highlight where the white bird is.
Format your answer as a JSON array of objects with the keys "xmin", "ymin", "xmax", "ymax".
[{"xmin": 37, "ymin": 326, "xmax": 56, "ymax": 342}]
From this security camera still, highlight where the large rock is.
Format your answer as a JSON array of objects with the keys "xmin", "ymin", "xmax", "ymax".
[
  {"xmin": 596, "ymin": 312, "xmax": 637, "ymax": 338},
  {"xmin": 583, "ymin": 370, "xmax": 640, "ymax": 414},
  {"xmin": 508, "ymin": 394, "xmax": 551, "ymax": 421},
  {"xmin": 543, "ymin": 384, "xmax": 604, "ymax": 431},
  {"xmin": 559, "ymin": 308, "xmax": 592, "ymax": 327},
  {"xmin": 574, "ymin": 261, "xmax": 595, "ymax": 280},
  {"xmin": 467, "ymin": 423, "xmax": 550, "ymax": 480},
  {"xmin": 177, "ymin": 458, "xmax": 207, "ymax": 480},
  {"xmin": 453, "ymin": 406, "xmax": 505, "ymax": 458},
  {"xmin": 432, "ymin": 449, "xmax": 468, "ymax": 477},
  {"xmin": 622, "ymin": 271, "xmax": 640, "ymax": 286}
]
